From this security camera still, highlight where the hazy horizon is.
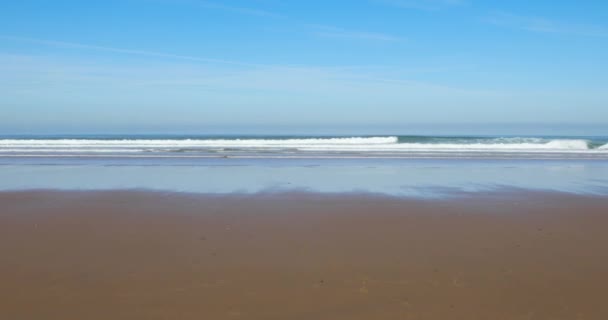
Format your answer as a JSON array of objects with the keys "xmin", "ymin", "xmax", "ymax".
[{"xmin": 2, "ymin": 122, "xmax": 608, "ymax": 137}]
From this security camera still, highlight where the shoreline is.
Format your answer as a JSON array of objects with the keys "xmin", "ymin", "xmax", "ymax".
[
  {"xmin": 2, "ymin": 158, "xmax": 608, "ymax": 197},
  {"xmin": 2, "ymin": 190, "xmax": 608, "ymax": 319},
  {"xmin": 3, "ymin": 186, "xmax": 608, "ymax": 200}
]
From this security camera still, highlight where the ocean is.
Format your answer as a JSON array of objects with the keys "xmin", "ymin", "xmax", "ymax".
[
  {"xmin": 2, "ymin": 134, "xmax": 608, "ymax": 196},
  {"xmin": 1, "ymin": 134, "xmax": 608, "ymax": 159}
]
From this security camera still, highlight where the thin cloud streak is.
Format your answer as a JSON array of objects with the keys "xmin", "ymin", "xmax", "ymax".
[
  {"xmin": 0, "ymin": 53, "xmax": 485, "ymax": 96},
  {"xmin": 486, "ymin": 12, "xmax": 608, "ymax": 37},
  {"xmin": 375, "ymin": 0, "xmax": 467, "ymax": 11},
  {"xmin": 192, "ymin": 0, "xmax": 284, "ymax": 18},
  {"xmin": 146, "ymin": 0, "xmax": 403, "ymax": 42},
  {"xmin": 145, "ymin": 0, "xmax": 284, "ymax": 18},
  {"xmin": 0, "ymin": 35, "xmax": 267, "ymax": 67},
  {"xmin": 309, "ymin": 25, "xmax": 404, "ymax": 42}
]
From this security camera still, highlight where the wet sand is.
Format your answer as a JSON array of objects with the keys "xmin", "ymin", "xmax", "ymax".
[{"xmin": 1, "ymin": 191, "xmax": 608, "ymax": 319}]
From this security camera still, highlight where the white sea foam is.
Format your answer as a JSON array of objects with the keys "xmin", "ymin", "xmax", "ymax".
[
  {"xmin": 544, "ymin": 139, "xmax": 589, "ymax": 149},
  {"xmin": 1, "ymin": 137, "xmax": 607, "ymax": 155},
  {"xmin": 0, "ymin": 136, "xmax": 398, "ymax": 147}
]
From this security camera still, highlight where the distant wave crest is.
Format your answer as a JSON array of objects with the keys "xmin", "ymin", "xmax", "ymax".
[
  {"xmin": 0, "ymin": 136, "xmax": 399, "ymax": 147},
  {"xmin": 1, "ymin": 136, "xmax": 607, "ymax": 156}
]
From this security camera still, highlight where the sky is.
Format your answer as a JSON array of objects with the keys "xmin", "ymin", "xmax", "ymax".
[{"xmin": 1, "ymin": 0, "xmax": 607, "ymax": 134}]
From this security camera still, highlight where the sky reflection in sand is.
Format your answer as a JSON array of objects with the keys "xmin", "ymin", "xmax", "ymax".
[{"xmin": 1, "ymin": 158, "xmax": 607, "ymax": 197}]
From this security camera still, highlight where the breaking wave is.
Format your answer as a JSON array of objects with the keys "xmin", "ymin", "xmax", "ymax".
[{"xmin": 1, "ymin": 136, "xmax": 607, "ymax": 156}]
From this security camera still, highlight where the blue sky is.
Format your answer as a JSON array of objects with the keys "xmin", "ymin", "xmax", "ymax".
[{"xmin": 1, "ymin": 0, "xmax": 607, "ymax": 133}]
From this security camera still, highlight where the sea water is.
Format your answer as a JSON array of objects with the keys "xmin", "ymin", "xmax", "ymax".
[{"xmin": 1, "ymin": 134, "xmax": 608, "ymax": 197}]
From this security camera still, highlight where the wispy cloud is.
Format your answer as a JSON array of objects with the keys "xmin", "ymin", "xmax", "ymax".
[
  {"xmin": 0, "ymin": 53, "xmax": 496, "ymax": 106},
  {"xmin": 141, "ymin": 1, "xmax": 401, "ymax": 43},
  {"xmin": 309, "ymin": 25, "xmax": 404, "ymax": 42},
  {"xmin": 189, "ymin": 0, "xmax": 284, "ymax": 18},
  {"xmin": 148, "ymin": 0, "xmax": 284, "ymax": 18},
  {"xmin": 375, "ymin": 0, "xmax": 467, "ymax": 11},
  {"xmin": 486, "ymin": 12, "xmax": 608, "ymax": 37},
  {"xmin": 0, "ymin": 35, "xmax": 265, "ymax": 67}
]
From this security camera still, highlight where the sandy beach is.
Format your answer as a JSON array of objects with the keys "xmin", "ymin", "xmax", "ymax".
[{"xmin": 1, "ymin": 190, "xmax": 607, "ymax": 319}]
